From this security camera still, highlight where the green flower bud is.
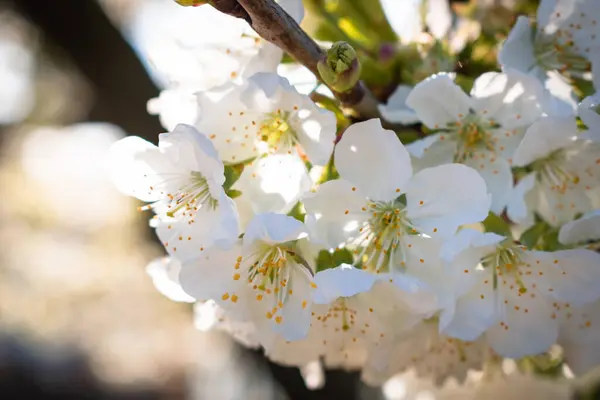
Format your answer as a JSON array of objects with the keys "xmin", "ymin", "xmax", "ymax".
[
  {"xmin": 317, "ymin": 42, "xmax": 362, "ymax": 93},
  {"xmin": 173, "ymin": 0, "xmax": 206, "ymax": 6}
]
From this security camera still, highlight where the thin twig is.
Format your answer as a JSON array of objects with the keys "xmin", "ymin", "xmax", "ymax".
[{"xmin": 211, "ymin": 0, "xmax": 381, "ymax": 119}]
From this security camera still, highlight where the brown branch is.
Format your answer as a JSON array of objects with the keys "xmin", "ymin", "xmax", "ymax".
[{"xmin": 211, "ymin": 0, "xmax": 381, "ymax": 119}]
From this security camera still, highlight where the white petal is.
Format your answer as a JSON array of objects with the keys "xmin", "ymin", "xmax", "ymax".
[
  {"xmin": 335, "ymin": 119, "xmax": 412, "ymax": 201},
  {"xmin": 486, "ymin": 278, "xmax": 558, "ymax": 358},
  {"xmin": 155, "ymin": 188, "xmax": 240, "ymax": 262},
  {"xmin": 464, "ymin": 153, "xmax": 513, "ymax": 214},
  {"xmin": 194, "ymin": 81, "xmax": 261, "ymax": 163},
  {"xmin": 405, "ymin": 164, "xmax": 491, "ymax": 237},
  {"xmin": 378, "ymin": 85, "xmax": 420, "ymax": 125},
  {"xmin": 147, "ymin": 89, "xmax": 199, "ymax": 132},
  {"xmin": 543, "ymin": 71, "xmax": 578, "ymax": 117},
  {"xmin": 241, "ymin": 72, "xmax": 294, "ymax": 112},
  {"xmin": 426, "ymin": 0, "xmax": 452, "ymax": 39},
  {"xmin": 271, "ymin": 263, "xmax": 314, "ymax": 340},
  {"xmin": 277, "ymin": 0, "xmax": 305, "ymax": 23},
  {"xmin": 524, "ymin": 250, "xmax": 600, "ymax": 306},
  {"xmin": 559, "ymin": 299, "xmax": 600, "ymax": 375},
  {"xmin": 498, "ymin": 16, "xmax": 537, "ymax": 74},
  {"xmin": 380, "ymin": 0, "xmax": 423, "ymax": 43},
  {"xmin": 108, "ymin": 136, "xmax": 180, "ymax": 202},
  {"xmin": 243, "ymin": 213, "xmax": 308, "ymax": 249},
  {"xmin": 303, "ymin": 179, "xmax": 369, "ymax": 248},
  {"xmin": 179, "ymin": 242, "xmax": 243, "ymax": 302},
  {"xmin": 146, "ymin": 257, "xmax": 195, "ymax": 303},
  {"xmin": 159, "ymin": 124, "xmax": 225, "ymax": 186},
  {"xmin": 440, "ymin": 228, "xmax": 505, "ymax": 262},
  {"xmin": 512, "ymin": 116, "xmax": 577, "ymax": 167},
  {"xmin": 440, "ymin": 273, "xmax": 496, "ymax": 341},
  {"xmin": 405, "ymin": 134, "xmax": 441, "ymax": 159},
  {"xmin": 233, "ymin": 154, "xmax": 311, "ymax": 215},
  {"xmin": 471, "ymin": 69, "xmax": 544, "ymax": 129},
  {"xmin": 559, "ymin": 210, "xmax": 600, "ymax": 245},
  {"xmin": 406, "ymin": 73, "xmax": 471, "ymax": 129},
  {"xmin": 289, "ymin": 96, "xmax": 337, "ymax": 166},
  {"xmin": 506, "ymin": 173, "xmax": 537, "ymax": 223},
  {"xmin": 313, "ymin": 265, "xmax": 378, "ymax": 304}
]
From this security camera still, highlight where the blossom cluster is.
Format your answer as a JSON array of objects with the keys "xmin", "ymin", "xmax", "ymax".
[{"xmin": 111, "ymin": 0, "xmax": 600, "ymax": 388}]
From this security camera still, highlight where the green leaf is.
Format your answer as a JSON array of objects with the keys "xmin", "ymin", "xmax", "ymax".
[
  {"xmin": 519, "ymin": 221, "xmax": 550, "ymax": 250},
  {"xmin": 223, "ymin": 163, "xmax": 245, "ymax": 191},
  {"xmin": 332, "ymin": 248, "xmax": 354, "ymax": 266},
  {"xmin": 482, "ymin": 212, "xmax": 511, "ymax": 236},
  {"xmin": 287, "ymin": 201, "xmax": 306, "ymax": 222},
  {"xmin": 316, "ymin": 250, "xmax": 335, "ymax": 272},
  {"xmin": 225, "ymin": 189, "xmax": 242, "ymax": 199}
]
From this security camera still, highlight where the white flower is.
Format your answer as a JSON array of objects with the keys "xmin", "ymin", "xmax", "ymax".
[
  {"xmin": 362, "ymin": 320, "xmax": 490, "ymax": 386},
  {"xmin": 179, "ymin": 213, "xmax": 316, "ymax": 342},
  {"xmin": 304, "ymin": 118, "xmax": 491, "ymax": 274},
  {"xmin": 499, "ymin": 0, "xmax": 600, "ymax": 81},
  {"xmin": 558, "ymin": 209, "xmax": 600, "ymax": 246},
  {"xmin": 378, "ymin": 85, "xmax": 420, "ymax": 125},
  {"xmin": 232, "ymin": 154, "xmax": 312, "ymax": 229},
  {"xmin": 108, "ymin": 124, "xmax": 239, "ymax": 261},
  {"xmin": 146, "ymin": 257, "xmax": 195, "ymax": 303},
  {"xmin": 446, "ymin": 233, "xmax": 600, "ymax": 358},
  {"xmin": 508, "ymin": 116, "xmax": 600, "ymax": 227},
  {"xmin": 265, "ymin": 265, "xmax": 435, "ymax": 370},
  {"xmin": 406, "ymin": 71, "xmax": 544, "ymax": 213},
  {"xmin": 194, "ymin": 72, "xmax": 337, "ymax": 165}
]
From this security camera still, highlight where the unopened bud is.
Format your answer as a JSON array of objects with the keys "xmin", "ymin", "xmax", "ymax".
[
  {"xmin": 173, "ymin": 0, "xmax": 206, "ymax": 6},
  {"xmin": 317, "ymin": 42, "xmax": 362, "ymax": 93}
]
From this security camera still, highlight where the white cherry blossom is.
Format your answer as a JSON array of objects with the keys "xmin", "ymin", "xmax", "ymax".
[
  {"xmin": 179, "ymin": 213, "xmax": 316, "ymax": 343},
  {"xmin": 508, "ymin": 116, "xmax": 600, "ymax": 227},
  {"xmin": 499, "ymin": 0, "xmax": 600, "ymax": 81},
  {"xmin": 405, "ymin": 70, "xmax": 545, "ymax": 213},
  {"xmin": 109, "ymin": 124, "xmax": 239, "ymax": 261},
  {"xmin": 194, "ymin": 72, "xmax": 337, "ymax": 165},
  {"xmin": 446, "ymin": 233, "xmax": 600, "ymax": 358},
  {"xmin": 304, "ymin": 119, "xmax": 491, "ymax": 274}
]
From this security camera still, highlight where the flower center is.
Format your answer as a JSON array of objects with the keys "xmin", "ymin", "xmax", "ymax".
[
  {"xmin": 482, "ymin": 241, "xmax": 528, "ymax": 291},
  {"xmin": 259, "ymin": 111, "xmax": 298, "ymax": 152},
  {"xmin": 239, "ymin": 244, "xmax": 312, "ymax": 323},
  {"xmin": 163, "ymin": 171, "xmax": 218, "ymax": 219},
  {"xmin": 317, "ymin": 298, "xmax": 356, "ymax": 332},
  {"xmin": 448, "ymin": 113, "xmax": 498, "ymax": 161},
  {"xmin": 534, "ymin": 35, "xmax": 590, "ymax": 76},
  {"xmin": 355, "ymin": 198, "xmax": 415, "ymax": 273},
  {"xmin": 531, "ymin": 149, "xmax": 579, "ymax": 194}
]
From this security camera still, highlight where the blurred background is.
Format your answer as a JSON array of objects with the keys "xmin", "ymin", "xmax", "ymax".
[{"xmin": 0, "ymin": 0, "xmax": 532, "ymax": 398}]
